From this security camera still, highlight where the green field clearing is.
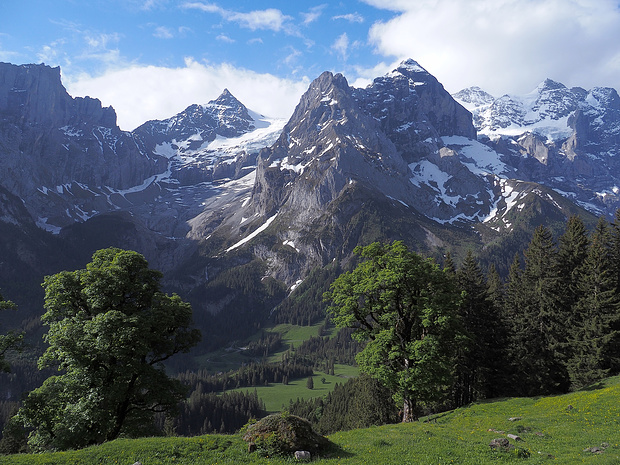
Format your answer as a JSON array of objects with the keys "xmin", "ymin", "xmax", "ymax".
[{"xmin": 229, "ymin": 363, "xmax": 359, "ymax": 413}]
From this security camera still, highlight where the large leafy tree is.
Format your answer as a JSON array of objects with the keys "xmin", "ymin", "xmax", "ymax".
[
  {"xmin": 325, "ymin": 241, "xmax": 463, "ymax": 422},
  {"xmin": 17, "ymin": 248, "xmax": 201, "ymax": 451}
]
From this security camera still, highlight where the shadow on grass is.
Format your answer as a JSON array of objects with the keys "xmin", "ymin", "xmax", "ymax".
[
  {"xmin": 580, "ymin": 381, "xmax": 607, "ymax": 391},
  {"xmin": 321, "ymin": 442, "xmax": 355, "ymax": 460}
]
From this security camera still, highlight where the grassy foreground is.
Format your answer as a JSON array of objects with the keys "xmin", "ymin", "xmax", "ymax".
[{"xmin": 4, "ymin": 375, "xmax": 620, "ymax": 464}]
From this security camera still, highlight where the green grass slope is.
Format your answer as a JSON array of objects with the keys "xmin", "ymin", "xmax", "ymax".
[{"xmin": 5, "ymin": 376, "xmax": 620, "ymax": 464}]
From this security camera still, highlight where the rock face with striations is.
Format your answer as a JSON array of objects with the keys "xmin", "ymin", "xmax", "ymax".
[
  {"xmin": 247, "ymin": 59, "xmax": 478, "ymax": 223},
  {"xmin": 0, "ymin": 62, "xmax": 167, "ymax": 229}
]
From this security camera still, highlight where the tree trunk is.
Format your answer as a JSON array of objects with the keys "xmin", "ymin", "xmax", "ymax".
[{"xmin": 402, "ymin": 398, "xmax": 416, "ymax": 422}]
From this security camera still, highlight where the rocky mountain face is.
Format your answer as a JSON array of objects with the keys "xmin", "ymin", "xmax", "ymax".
[
  {"xmin": 0, "ymin": 59, "xmax": 614, "ymax": 347},
  {"xmin": 454, "ymin": 79, "xmax": 620, "ymax": 217},
  {"xmin": 0, "ymin": 62, "xmax": 169, "ymax": 231},
  {"xmin": 186, "ymin": 60, "xmax": 594, "ymax": 290}
]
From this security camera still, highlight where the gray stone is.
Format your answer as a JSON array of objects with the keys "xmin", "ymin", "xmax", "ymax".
[{"xmin": 295, "ymin": 450, "xmax": 311, "ymax": 461}]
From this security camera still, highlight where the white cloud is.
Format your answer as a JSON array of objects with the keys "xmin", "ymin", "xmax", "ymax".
[
  {"xmin": 36, "ymin": 39, "xmax": 67, "ymax": 65},
  {"xmin": 302, "ymin": 5, "xmax": 327, "ymax": 25},
  {"xmin": 84, "ymin": 32, "xmax": 121, "ymax": 50},
  {"xmin": 216, "ymin": 34, "xmax": 235, "ymax": 43},
  {"xmin": 332, "ymin": 33, "xmax": 350, "ymax": 61},
  {"xmin": 282, "ymin": 45, "xmax": 303, "ymax": 67},
  {"xmin": 64, "ymin": 58, "xmax": 310, "ymax": 131},
  {"xmin": 182, "ymin": 2, "xmax": 293, "ymax": 32},
  {"xmin": 363, "ymin": 0, "xmax": 620, "ymax": 95},
  {"xmin": 153, "ymin": 26, "xmax": 174, "ymax": 39},
  {"xmin": 332, "ymin": 13, "xmax": 364, "ymax": 23}
]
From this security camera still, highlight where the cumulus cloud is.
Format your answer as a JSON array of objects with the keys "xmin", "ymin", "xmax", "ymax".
[
  {"xmin": 182, "ymin": 2, "xmax": 293, "ymax": 32},
  {"xmin": 64, "ymin": 58, "xmax": 310, "ymax": 130},
  {"xmin": 363, "ymin": 0, "xmax": 620, "ymax": 95}
]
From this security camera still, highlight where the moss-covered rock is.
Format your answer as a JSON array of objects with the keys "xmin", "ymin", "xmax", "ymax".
[{"xmin": 242, "ymin": 412, "xmax": 330, "ymax": 457}]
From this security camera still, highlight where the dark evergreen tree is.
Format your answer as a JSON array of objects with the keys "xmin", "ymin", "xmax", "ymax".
[
  {"xmin": 289, "ymin": 374, "xmax": 399, "ymax": 435},
  {"xmin": 453, "ymin": 251, "xmax": 497, "ymax": 406},
  {"xmin": 506, "ymin": 226, "xmax": 567, "ymax": 395},
  {"xmin": 485, "ymin": 263, "xmax": 511, "ymax": 396},
  {"xmin": 610, "ymin": 209, "xmax": 620, "ymax": 292},
  {"xmin": 443, "ymin": 251, "xmax": 456, "ymax": 275},
  {"xmin": 608, "ymin": 210, "xmax": 620, "ymax": 373},
  {"xmin": 0, "ymin": 294, "xmax": 23, "ymax": 374},
  {"xmin": 567, "ymin": 218, "xmax": 620, "ymax": 388},
  {"xmin": 556, "ymin": 215, "xmax": 589, "ymax": 318}
]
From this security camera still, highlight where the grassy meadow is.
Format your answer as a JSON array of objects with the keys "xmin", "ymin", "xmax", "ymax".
[
  {"xmin": 230, "ymin": 363, "xmax": 359, "ymax": 413},
  {"xmin": 4, "ymin": 375, "xmax": 620, "ymax": 464}
]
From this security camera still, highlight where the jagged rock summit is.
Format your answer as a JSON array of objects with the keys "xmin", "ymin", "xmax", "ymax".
[
  {"xmin": 454, "ymin": 78, "xmax": 620, "ymax": 216},
  {"xmin": 134, "ymin": 88, "xmax": 258, "ymax": 149}
]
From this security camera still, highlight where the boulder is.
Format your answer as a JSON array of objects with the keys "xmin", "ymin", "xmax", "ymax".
[
  {"xmin": 243, "ymin": 412, "xmax": 329, "ymax": 457},
  {"xmin": 489, "ymin": 437, "xmax": 513, "ymax": 451},
  {"xmin": 295, "ymin": 450, "xmax": 311, "ymax": 461}
]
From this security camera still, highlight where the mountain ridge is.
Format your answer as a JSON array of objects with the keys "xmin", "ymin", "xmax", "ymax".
[{"xmin": 0, "ymin": 58, "xmax": 612, "ymax": 351}]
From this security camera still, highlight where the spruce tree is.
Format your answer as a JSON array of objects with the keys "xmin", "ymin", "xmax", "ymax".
[
  {"xmin": 504, "ymin": 253, "xmax": 526, "ymax": 394},
  {"xmin": 555, "ymin": 215, "xmax": 590, "ymax": 368},
  {"xmin": 507, "ymin": 226, "xmax": 567, "ymax": 395},
  {"xmin": 443, "ymin": 251, "xmax": 456, "ymax": 275},
  {"xmin": 556, "ymin": 215, "xmax": 589, "ymax": 305},
  {"xmin": 485, "ymin": 263, "xmax": 510, "ymax": 396},
  {"xmin": 610, "ymin": 209, "xmax": 620, "ymax": 291},
  {"xmin": 568, "ymin": 218, "xmax": 620, "ymax": 388},
  {"xmin": 454, "ymin": 251, "xmax": 497, "ymax": 405},
  {"xmin": 608, "ymin": 210, "xmax": 620, "ymax": 372}
]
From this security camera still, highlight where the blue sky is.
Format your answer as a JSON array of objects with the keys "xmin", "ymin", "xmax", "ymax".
[{"xmin": 2, "ymin": 1, "xmax": 620, "ymax": 130}]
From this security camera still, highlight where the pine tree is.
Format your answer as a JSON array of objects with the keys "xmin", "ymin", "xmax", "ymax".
[
  {"xmin": 443, "ymin": 251, "xmax": 456, "ymax": 275},
  {"xmin": 485, "ymin": 263, "xmax": 510, "ymax": 396},
  {"xmin": 568, "ymin": 217, "xmax": 620, "ymax": 389},
  {"xmin": 608, "ymin": 210, "xmax": 620, "ymax": 372},
  {"xmin": 454, "ymin": 251, "xmax": 497, "ymax": 405},
  {"xmin": 556, "ymin": 215, "xmax": 589, "ymax": 316},
  {"xmin": 610, "ymin": 209, "xmax": 620, "ymax": 291},
  {"xmin": 506, "ymin": 226, "xmax": 567, "ymax": 395}
]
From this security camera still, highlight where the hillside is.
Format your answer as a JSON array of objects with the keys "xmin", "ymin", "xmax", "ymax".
[{"xmin": 4, "ymin": 375, "xmax": 620, "ymax": 464}]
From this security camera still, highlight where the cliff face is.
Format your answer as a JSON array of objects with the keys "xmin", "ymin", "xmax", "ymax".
[{"xmin": 0, "ymin": 62, "xmax": 166, "ymax": 229}]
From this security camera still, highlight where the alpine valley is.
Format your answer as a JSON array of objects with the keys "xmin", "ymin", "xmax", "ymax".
[{"xmin": 1, "ymin": 58, "xmax": 619, "ymax": 368}]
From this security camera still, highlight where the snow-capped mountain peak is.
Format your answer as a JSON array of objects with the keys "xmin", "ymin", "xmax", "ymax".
[{"xmin": 452, "ymin": 86, "xmax": 495, "ymax": 112}]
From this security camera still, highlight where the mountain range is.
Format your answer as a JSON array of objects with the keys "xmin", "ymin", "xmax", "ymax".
[{"xmin": 1, "ymin": 58, "xmax": 617, "ymax": 352}]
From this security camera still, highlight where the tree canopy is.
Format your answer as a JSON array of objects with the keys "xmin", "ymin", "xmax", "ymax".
[
  {"xmin": 17, "ymin": 248, "xmax": 201, "ymax": 451},
  {"xmin": 325, "ymin": 241, "xmax": 463, "ymax": 421}
]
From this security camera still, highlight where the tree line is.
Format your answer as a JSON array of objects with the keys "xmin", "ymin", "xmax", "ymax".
[{"xmin": 325, "ymin": 214, "xmax": 620, "ymax": 423}]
